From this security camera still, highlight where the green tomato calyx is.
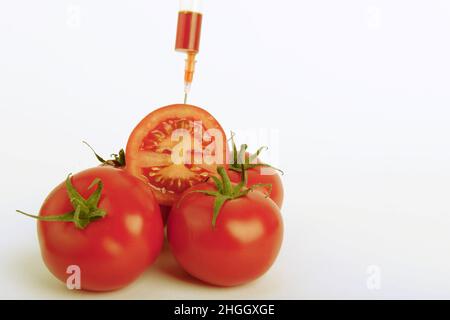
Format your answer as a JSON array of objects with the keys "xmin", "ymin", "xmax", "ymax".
[
  {"xmin": 16, "ymin": 175, "xmax": 107, "ymax": 229},
  {"xmin": 228, "ymin": 132, "xmax": 283, "ymax": 175},
  {"xmin": 83, "ymin": 141, "xmax": 126, "ymax": 168},
  {"xmin": 181, "ymin": 166, "xmax": 271, "ymax": 228}
]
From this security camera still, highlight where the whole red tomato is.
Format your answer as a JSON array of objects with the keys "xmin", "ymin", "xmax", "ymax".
[
  {"xmin": 167, "ymin": 167, "xmax": 283, "ymax": 287},
  {"xmin": 228, "ymin": 166, "xmax": 283, "ymax": 208},
  {"xmin": 32, "ymin": 167, "xmax": 164, "ymax": 291},
  {"xmin": 227, "ymin": 144, "xmax": 284, "ymax": 208}
]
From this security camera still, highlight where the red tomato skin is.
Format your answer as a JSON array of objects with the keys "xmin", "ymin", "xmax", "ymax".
[
  {"xmin": 38, "ymin": 167, "xmax": 164, "ymax": 292},
  {"xmin": 167, "ymin": 183, "xmax": 283, "ymax": 287},
  {"xmin": 159, "ymin": 205, "xmax": 171, "ymax": 225},
  {"xmin": 228, "ymin": 166, "xmax": 284, "ymax": 208}
]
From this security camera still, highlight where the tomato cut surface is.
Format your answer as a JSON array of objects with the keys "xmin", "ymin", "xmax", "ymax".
[{"xmin": 126, "ymin": 104, "xmax": 227, "ymax": 206}]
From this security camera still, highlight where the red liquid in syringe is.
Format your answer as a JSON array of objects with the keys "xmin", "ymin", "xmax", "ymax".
[{"xmin": 175, "ymin": 11, "xmax": 202, "ymax": 53}]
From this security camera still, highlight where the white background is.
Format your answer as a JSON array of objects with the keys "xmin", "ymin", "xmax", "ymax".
[{"xmin": 1, "ymin": 0, "xmax": 450, "ymax": 299}]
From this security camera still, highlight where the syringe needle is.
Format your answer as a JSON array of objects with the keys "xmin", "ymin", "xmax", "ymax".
[{"xmin": 183, "ymin": 81, "xmax": 191, "ymax": 104}]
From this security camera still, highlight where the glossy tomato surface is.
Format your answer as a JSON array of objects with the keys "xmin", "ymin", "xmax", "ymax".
[
  {"xmin": 126, "ymin": 104, "xmax": 227, "ymax": 206},
  {"xmin": 228, "ymin": 166, "xmax": 284, "ymax": 208},
  {"xmin": 167, "ymin": 183, "xmax": 283, "ymax": 287},
  {"xmin": 38, "ymin": 167, "xmax": 164, "ymax": 291},
  {"xmin": 159, "ymin": 205, "xmax": 171, "ymax": 225}
]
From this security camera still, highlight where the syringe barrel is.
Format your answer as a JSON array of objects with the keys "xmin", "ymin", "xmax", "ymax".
[
  {"xmin": 179, "ymin": 0, "xmax": 202, "ymax": 13},
  {"xmin": 175, "ymin": 1, "xmax": 203, "ymax": 53}
]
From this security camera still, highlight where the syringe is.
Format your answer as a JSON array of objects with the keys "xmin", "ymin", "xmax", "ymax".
[{"xmin": 175, "ymin": 0, "xmax": 203, "ymax": 104}]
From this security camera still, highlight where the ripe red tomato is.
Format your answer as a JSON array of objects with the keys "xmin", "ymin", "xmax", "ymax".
[
  {"xmin": 36, "ymin": 167, "xmax": 164, "ymax": 291},
  {"xmin": 228, "ymin": 166, "xmax": 284, "ymax": 208},
  {"xmin": 167, "ymin": 170, "xmax": 283, "ymax": 287},
  {"xmin": 227, "ymin": 144, "xmax": 284, "ymax": 208},
  {"xmin": 126, "ymin": 104, "xmax": 228, "ymax": 206}
]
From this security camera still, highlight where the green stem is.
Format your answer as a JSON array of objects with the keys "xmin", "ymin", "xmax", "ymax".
[
  {"xmin": 16, "ymin": 210, "xmax": 75, "ymax": 223},
  {"xmin": 83, "ymin": 141, "xmax": 126, "ymax": 168},
  {"xmin": 217, "ymin": 166, "xmax": 232, "ymax": 194}
]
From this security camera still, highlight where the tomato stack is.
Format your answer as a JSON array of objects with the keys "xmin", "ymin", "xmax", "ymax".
[{"xmin": 18, "ymin": 104, "xmax": 284, "ymax": 291}]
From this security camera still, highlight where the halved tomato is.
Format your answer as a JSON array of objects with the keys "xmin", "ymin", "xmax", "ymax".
[{"xmin": 126, "ymin": 104, "xmax": 227, "ymax": 206}]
